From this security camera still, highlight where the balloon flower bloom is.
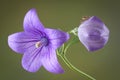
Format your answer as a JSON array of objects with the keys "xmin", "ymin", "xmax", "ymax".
[
  {"xmin": 8, "ymin": 8, "xmax": 110, "ymax": 80},
  {"xmin": 8, "ymin": 9, "xmax": 69, "ymax": 73},
  {"xmin": 78, "ymin": 16, "xmax": 109, "ymax": 51}
]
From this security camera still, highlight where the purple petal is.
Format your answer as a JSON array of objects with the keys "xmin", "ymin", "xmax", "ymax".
[
  {"xmin": 78, "ymin": 16, "xmax": 109, "ymax": 51},
  {"xmin": 22, "ymin": 46, "xmax": 42, "ymax": 72},
  {"xmin": 41, "ymin": 46, "xmax": 64, "ymax": 74},
  {"xmin": 8, "ymin": 32, "xmax": 39, "ymax": 54},
  {"xmin": 45, "ymin": 28, "xmax": 69, "ymax": 49},
  {"xmin": 23, "ymin": 9, "xmax": 44, "ymax": 33}
]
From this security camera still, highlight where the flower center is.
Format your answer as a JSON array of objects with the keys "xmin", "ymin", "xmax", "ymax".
[{"xmin": 35, "ymin": 37, "xmax": 49, "ymax": 48}]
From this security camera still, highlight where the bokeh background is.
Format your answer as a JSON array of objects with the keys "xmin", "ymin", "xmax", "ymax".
[{"xmin": 0, "ymin": 0, "xmax": 119, "ymax": 80}]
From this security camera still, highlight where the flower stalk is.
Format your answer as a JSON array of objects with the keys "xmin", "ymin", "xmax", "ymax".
[
  {"xmin": 57, "ymin": 35, "xmax": 96, "ymax": 80},
  {"xmin": 59, "ymin": 54, "xmax": 96, "ymax": 80}
]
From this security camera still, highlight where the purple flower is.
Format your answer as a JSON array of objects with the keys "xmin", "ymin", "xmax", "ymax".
[
  {"xmin": 8, "ymin": 9, "xmax": 69, "ymax": 73},
  {"xmin": 78, "ymin": 16, "xmax": 109, "ymax": 52}
]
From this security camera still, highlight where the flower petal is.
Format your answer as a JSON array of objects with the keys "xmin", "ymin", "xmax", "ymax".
[
  {"xmin": 78, "ymin": 16, "xmax": 109, "ymax": 51},
  {"xmin": 8, "ymin": 32, "xmax": 39, "ymax": 54},
  {"xmin": 22, "ymin": 46, "xmax": 42, "ymax": 72},
  {"xmin": 45, "ymin": 28, "xmax": 69, "ymax": 49},
  {"xmin": 41, "ymin": 46, "xmax": 64, "ymax": 74},
  {"xmin": 23, "ymin": 9, "xmax": 44, "ymax": 33}
]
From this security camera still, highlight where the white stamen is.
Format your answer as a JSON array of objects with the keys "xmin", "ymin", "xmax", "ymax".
[{"xmin": 35, "ymin": 41, "xmax": 41, "ymax": 48}]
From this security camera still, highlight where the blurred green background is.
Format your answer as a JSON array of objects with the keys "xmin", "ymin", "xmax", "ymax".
[{"xmin": 0, "ymin": 0, "xmax": 119, "ymax": 80}]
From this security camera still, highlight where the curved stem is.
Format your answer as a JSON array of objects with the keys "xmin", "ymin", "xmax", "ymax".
[
  {"xmin": 59, "ymin": 54, "xmax": 73, "ymax": 70},
  {"xmin": 64, "ymin": 37, "xmax": 79, "ymax": 54},
  {"xmin": 61, "ymin": 54, "xmax": 96, "ymax": 80},
  {"xmin": 57, "ymin": 36, "xmax": 96, "ymax": 80}
]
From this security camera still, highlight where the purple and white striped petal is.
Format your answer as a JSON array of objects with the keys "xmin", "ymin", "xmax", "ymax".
[
  {"xmin": 22, "ymin": 46, "xmax": 42, "ymax": 72},
  {"xmin": 23, "ymin": 9, "xmax": 44, "ymax": 34},
  {"xmin": 8, "ymin": 32, "xmax": 39, "ymax": 54},
  {"xmin": 41, "ymin": 46, "xmax": 64, "ymax": 74},
  {"xmin": 45, "ymin": 28, "xmax": 69, "ymax": 49}
]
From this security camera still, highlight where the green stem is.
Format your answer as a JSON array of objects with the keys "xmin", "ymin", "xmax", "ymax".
[
  {"xmin": 59, "ymin": 54, "xmax": 74, "ymax": 70},
  {"xmin": 57, "ymin": 36, "xmax": 96, "ymax": 80},
  {"xmin": 64, "ymin": 37, "xmax": 79, "ymax": 54},
  {"xmin": 60, "ymin": 54, "xmax": 96, "ymax": 80}
]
